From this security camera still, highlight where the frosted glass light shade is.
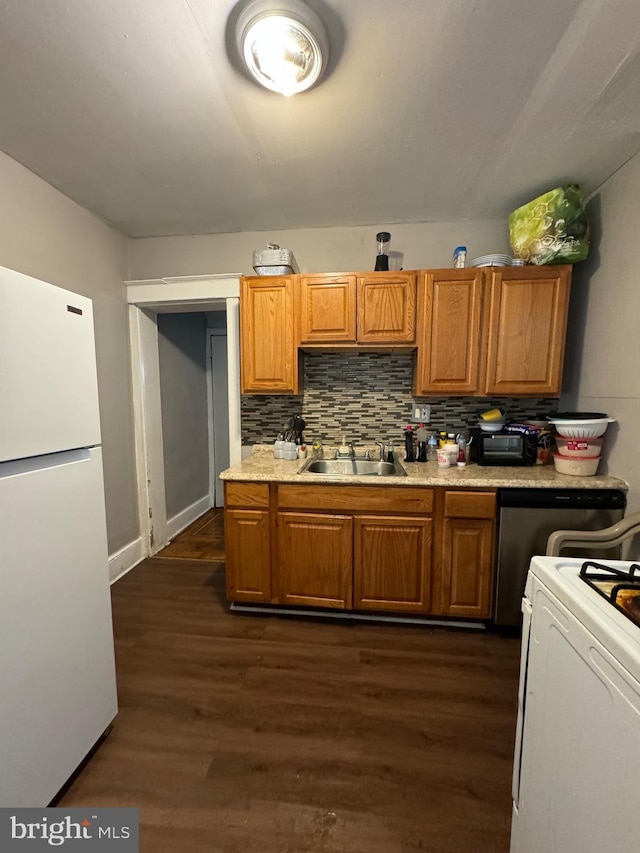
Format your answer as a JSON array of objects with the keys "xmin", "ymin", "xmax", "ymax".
[{"xmin": 236, "ymin": 0, "xmax": 328, "ymax": 95}]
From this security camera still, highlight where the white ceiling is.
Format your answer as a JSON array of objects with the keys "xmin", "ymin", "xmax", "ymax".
[{"xmin": 1, "ymin": 0, "xmax": 640, "ymax": 238}]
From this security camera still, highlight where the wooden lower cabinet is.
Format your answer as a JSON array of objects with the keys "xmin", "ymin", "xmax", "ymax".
[
  {"xmin": 225, "ymin": 509, "xmax": 271, "ymax": 602},
  {"xmin": 224, "ymin": 483, "xmax": 497, "ymax": 621},
  {"xmin": 354, "ymin": 516, "xmax": 433, "ymax": 612},
  {"xmin": 440, "ymin": 518, "xmax": 495, "ymax": 618},
  {"xmin": 278, "ymin": 512, "xmax": 353, "ymax": 609}
]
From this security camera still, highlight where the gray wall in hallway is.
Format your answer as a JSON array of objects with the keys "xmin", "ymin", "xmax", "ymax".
[{"xmin": 158, "ymin": 312, "xmax": 210, "ymax": 519}]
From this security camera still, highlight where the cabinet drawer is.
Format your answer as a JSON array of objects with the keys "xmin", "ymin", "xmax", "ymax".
[
  {"xmin": 444, "ymin": 490, "xmax": 496, "ymax": 519},
  {"xmin": 225, "ymin": 481, "xmax": 270, "ymax": 508},
  {"xmin": 277, "ymin": 485, "xmax": 434, "ymax": 514}
]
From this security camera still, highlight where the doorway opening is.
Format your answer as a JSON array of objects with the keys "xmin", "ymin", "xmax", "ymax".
[{"xmin": 126, "ymin": 274, "xmax": 241, "ymax": 559}]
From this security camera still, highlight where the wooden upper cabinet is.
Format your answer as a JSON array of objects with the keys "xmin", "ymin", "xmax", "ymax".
[
  {"xmin": 240, "ymin": 276, "xmax": 298, "ymax": 394},
  {"xmin": 356, "ymin": 273, "xmax": 417, "ymax": 343},
  {"xmin": 413, "ymin": 269, "xmax": 484, "ymax": 394},
  {"xmin": 483, "ymin": 265, "xmax": 571, "ymax": 396},
  {"xmin": 298, "ymin": 274, "xmax": 357, "ymax": 343}
]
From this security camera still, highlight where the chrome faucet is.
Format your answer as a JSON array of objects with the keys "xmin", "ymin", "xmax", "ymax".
[
  {"xmin": 334, "ymin": 439, "xmax": 371, "ymax": 460},
  {"xmin": 335, "ymin": 440, "xmax": 356, "ymax": 459},
  {"xmin": 375, "ymin": 441, "xmax": 386, "ymax": 461}
]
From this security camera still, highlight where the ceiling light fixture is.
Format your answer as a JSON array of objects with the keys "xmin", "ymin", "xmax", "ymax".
[{"xmin": 236, "ymin": 0, "xmax": 329, "ymax": 96}]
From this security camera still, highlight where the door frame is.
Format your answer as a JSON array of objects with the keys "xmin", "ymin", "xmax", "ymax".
[
  {"xmin": 207, "ymin": 327, "xmax": 229, "ymax": 508},
  {"xmin": 126, "ymin": 274, "xmax": 241, "ymax": 556}
]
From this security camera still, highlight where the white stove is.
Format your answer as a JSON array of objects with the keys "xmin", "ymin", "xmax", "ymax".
[{"xmin": 510, "ymin": 555, "xmax": 640, "ymax": 853}]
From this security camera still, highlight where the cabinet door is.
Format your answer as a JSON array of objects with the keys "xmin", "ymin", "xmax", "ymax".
[
  {"xmin": 354, "ymin": 516, "xmax": 433, "ymax": 613},
  {"xmin": 298, "ymin": 274, "xmax": 357, "ymax": 343},
  {"xmin": 413, "ymin": 269, "xmax": 484, "ymax": 394},
  {"xmin": 225, "ymin": 509, "xmax": 271, "ymax": 602},
  {"xmin": 483, "ymin": 266, "xmax": 571, "ymax": 396},
  {"xmin": 356, "ymin": 273, "xmax": 417, "ymax": 343},
  {"xmin": 240, "ymin": 276, "xmax": 298, "ymax": 393},
  {"xmin": 441, "ymin": 519, "xmax": 494, "ymax": 618},
  {"xmin": 278, "ymin": 512, "xmax": 353, "ymax": 609}
]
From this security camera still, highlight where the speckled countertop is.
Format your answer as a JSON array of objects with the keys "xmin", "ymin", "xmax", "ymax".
[{"xmin": 220, "ymin": 446, "xmax": 628, "ymax": 490}]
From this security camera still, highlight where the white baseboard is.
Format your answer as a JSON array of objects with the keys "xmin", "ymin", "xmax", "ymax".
[
  {"xmin": 166, "ymin": 494, "xmax": 212, "ymax": 541},
  {"xmin": 109, "ymin": 536, "xmax": 145, "ymax": 584}
]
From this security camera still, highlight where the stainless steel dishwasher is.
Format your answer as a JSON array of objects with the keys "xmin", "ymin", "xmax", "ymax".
[{"xmin": 494, "ymin": 488, "xmax": 626, "ymax": 626}]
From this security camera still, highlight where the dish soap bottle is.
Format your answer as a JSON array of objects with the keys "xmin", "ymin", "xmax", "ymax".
[
  {"xmin": 404, "ymin": 425, "xmax": 415, "ymax": 462},
  {"xmin": 416, "ymin": 423, "xmax": 428, "ymax": 462},
  {"xmin": 387, "ymin": 439, "xmax": 395, "ymax": 463}
]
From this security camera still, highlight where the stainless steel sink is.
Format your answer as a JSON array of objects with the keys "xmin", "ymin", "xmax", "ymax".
[{"xmin": 299, "ymin": 458, "xmax": 407, "ymax": 477}]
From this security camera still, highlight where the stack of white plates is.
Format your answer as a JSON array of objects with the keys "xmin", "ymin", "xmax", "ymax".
[{"xmin": 469, "ymin": 254, "xmax": 513, "ymax": 267}]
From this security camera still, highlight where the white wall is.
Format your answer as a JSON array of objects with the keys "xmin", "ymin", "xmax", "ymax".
[
  {"xmin": 127, "ymin": 220, "xmax": 509, "ymax": 279},
  {"xmin": 562, "ymin": 151, "xmax": 640, "ymax": 513},
  {"xmin": 0, "ymin": 151, "xmax": 138, "ymax": 554}
]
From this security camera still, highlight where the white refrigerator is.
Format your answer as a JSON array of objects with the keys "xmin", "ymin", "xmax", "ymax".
[{"xmin": 0, "ymin": 265, "xmax": 118, "ymax": 806}]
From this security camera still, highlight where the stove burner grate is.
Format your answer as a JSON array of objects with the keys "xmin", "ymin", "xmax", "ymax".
[{"xmin": 580, "ymin": 560, "xmax": 640, "ymax": 626}]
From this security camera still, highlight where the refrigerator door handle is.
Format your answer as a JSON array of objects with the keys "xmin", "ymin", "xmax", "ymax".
[
  {"xmin": 511, "ymin": 596, "xmax": 533, "ymax": 808},
  {"xmin": 0, "ymin": 448, "xmax": 92, "ymax": 478}
]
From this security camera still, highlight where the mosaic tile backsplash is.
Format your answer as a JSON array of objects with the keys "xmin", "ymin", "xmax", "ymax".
[{"xmin": 241, "ymin": 351, "xmax": 559, "ymax": 445}]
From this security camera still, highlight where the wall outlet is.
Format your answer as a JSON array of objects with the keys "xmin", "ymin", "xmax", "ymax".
[{"xmin": 412, "ymin": 405, "xmax": 431, "ymax": 422}]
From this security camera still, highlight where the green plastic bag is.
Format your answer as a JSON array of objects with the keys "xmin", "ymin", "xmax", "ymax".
[{"xmin": 509, "ymin": 184, "xmax": 590, "ymax": 265}]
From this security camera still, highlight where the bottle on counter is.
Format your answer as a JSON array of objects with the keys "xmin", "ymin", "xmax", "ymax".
[
  {"xmin": 387, "ymin": 439, "xmax": 395, "ymax": 463},
  {"xmin": 438, "ymin": 430, "xmax": 447, "ymax": 448},
  {"xmin": 283, "ymin": 441, "xmax": 298, "ymax": 460},
  {"xmin": 404, "ymin": 425, "xmax": 415, "ymax": 462},
  {"xmin": 443, "ymin": 434, "xmax": 459, "ymax": 465},
  {"xmin": 274, "ymin": 433, "xmax": 285, "ymax": 459},
  {"xmin": 456, "ymin": 436, "xmax": 467, "ymax": 468},
  {"xmin": 427, "ymin": 433, "xmax": 439, "ymax": 462},
  {"xmin": 416, "ymin": 423, "xmax": 428, "ymax": 462}
]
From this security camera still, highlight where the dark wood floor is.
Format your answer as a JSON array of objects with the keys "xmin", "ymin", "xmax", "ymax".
[
  {"xmin": 59, "ymin": 511, "xmax": 521, "ymax": 852},
  {"xmin": 152, "ymin": 508, "xmax": 226, "ymax": 562}
]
